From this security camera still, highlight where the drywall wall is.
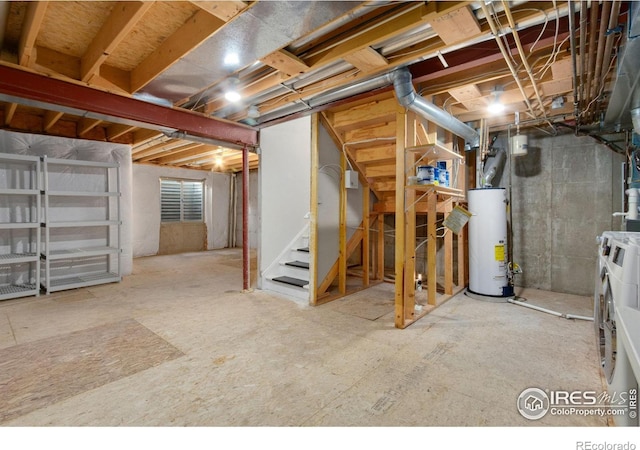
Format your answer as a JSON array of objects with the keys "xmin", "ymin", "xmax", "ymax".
[
  {"xmin": 132, "ymin": 164, "xmax": 230, "ymax": 257},
  {"xmin": 316, "ymin": 121, "xmax": 365, "ymax": 283},
  {"xmin": 0, "ymin": 129, "xmax": 133, "ymax": 275},
  {"xmin": 259, "ymin": 116, "xmax": 311, "ymax": 282},
  {"xmin": 505, "ymin": 131, "xmax": 624, "ymax": 296}
]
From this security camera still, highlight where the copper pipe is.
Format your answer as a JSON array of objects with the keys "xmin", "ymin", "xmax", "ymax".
[
  {"xmin": 600, "ymin": 1, "xmax": 621, "ymax": 90},
  {"xmin": 591, "ymin": 0, "xmax": 611, "ymax": 121}
]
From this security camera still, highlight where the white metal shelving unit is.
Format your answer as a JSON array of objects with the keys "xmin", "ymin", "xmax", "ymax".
[
  {"xmin": 41, "ymin": 156, "xmax": 122, "ymax": 294},
  {"xmin": 0, "ymin": 153, "xmax": 41, "ymax": 300}
]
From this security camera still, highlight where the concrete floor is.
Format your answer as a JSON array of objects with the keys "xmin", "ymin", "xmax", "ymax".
[{"xmin": 0, "ymin": 249, "xmax": 607, "ymax": 426}]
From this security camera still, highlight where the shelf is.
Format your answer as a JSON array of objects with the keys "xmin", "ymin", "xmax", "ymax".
[
  {"xmin": 0, "ymin": 222, "xmax": 39, "ymax": 229},
  {"xmin": 0, "ymin": 188, "xmax": 40, "ymax": 195},
  {"xmin": 47, "ymin": 190, "xmax": 118, "ymax": 197},
  {"xmin": 42, "ymin": 246, "xmax": 119, "ymax": 260},
  {"xmin": 45, "ymin": 220, "xmax": 119, "ymax": 228},
  {"xmin": 44, "ymin": 157, "xmax": 118, "ymax": 168},
  {"xmin": 0, "ymin": 284, "xmax": 38, "ymax": 301},
  {"xmin": 0, "ymin": 253, "xmax": 38, "ymax": 264},
  {"xmin": 405, "ymin": 184, "xmax": 464, "ymax": 198},
  {"xmin": 0, "ymin": 153, "xmax": 40, "ymax": 163},
  {"xmin": 43, "ymin": 272, "xmax": 121, "ymax": 292},
  {"xmin": 406, "ymin": 142, "xmax": 463, "ymax": 161}
]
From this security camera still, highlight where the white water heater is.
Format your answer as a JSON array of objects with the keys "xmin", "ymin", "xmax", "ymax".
[{"xmin": 468, "ymin": 188, "xmax": 512, "ymax": 297}]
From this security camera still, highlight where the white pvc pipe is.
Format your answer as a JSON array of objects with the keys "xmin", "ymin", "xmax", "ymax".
[
  {"xmin": 507, "ymin": 298, "xmax": 594, "ymax": 321},
  {"xmin": 626, "ymin": 188, "xmax": 639, "ymax": 220}
]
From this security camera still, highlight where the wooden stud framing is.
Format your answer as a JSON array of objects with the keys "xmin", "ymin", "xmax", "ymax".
[
  {"xmin": 338, "ymin": 151, "xmax": 347, "ymax": 295},
  {"xmin": 376, "ymin": 214, "xmax": 385, "ymax": 280},
  {"xmin": 310, "ymin": 113, "xmax": 320, "ymax": 305},
  {"xmin": 363, "ymin": 183, "xmax": 370, "ymax": 287},
  {"xmin": 394, "ymin": 105, "xmax": 407, "ymax": 328}
]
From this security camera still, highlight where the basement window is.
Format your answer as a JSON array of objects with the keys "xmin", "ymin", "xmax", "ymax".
[{"xmin": 160, "ymin": 179, "xmax": 204, "ymax": 222}]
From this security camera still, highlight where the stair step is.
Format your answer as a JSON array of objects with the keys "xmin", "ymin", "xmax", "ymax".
[
  {"xmin": 285, "ymin": 260, "xmax": 309, "ymax": 269},
  {"xmin": 297, "ymin": 247, "xmax": 309, "ymax": 253},
  {"xmin": 272, "ymin": 276, "xmax": 308, "ymax": 288}
]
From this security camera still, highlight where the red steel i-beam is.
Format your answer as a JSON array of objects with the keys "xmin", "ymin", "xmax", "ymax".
[{"xmin": 0, "ymin": 64, "xmax": 258, "ymax": 146}]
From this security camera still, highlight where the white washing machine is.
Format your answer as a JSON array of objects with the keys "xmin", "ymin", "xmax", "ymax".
[{"xmin": 594, "ymin": 231, "xmax": 640, "ymax": 426}]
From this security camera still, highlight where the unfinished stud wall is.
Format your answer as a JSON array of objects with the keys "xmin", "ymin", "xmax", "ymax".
[{"xmin": 507, "ymin": 132, "xmax": 624, "ymax": 296}]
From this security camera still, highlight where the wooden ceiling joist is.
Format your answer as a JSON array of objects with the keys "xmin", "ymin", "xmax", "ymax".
[
  {"xmin": 81, "ymin": 1, "xmax": 153, "ymax": 83},
  {"xmin": 4, "ymin": 103, "xmax": 18, "ymax": 126},
  {"xmin": 18, "ymin": 1, "xmax": 49, "ymax": 67},
  {"xmin": 130, "ymin": 9, "xmax": 227, "ymax": 92}
]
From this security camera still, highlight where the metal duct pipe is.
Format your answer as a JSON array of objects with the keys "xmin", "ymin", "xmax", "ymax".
[
  {"xmin": 481, "ymin": 147, "xmax": 507, "ymax": 187},
  {"xmin": 391, "ymin": 67, "xmax": 480, "ymax": 146}
]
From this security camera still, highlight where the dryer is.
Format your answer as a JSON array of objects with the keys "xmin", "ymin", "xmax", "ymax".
[{"xmin": 594, "ymin": 231, "xmax": 640, "ymax": 426}]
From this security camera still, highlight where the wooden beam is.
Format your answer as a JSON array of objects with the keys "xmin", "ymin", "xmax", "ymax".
[
  {"xmin": 363, "ymin": 183, "xmax": 370, "ymax": 287},
  {"xmin": 365, "ymin": 164, "xmax": 395, "ymax": 178},
  {"xmin": 132, "ymin": 129, "xmax": 163, "ymax": 146},
  {"xmin": 394, "ymin": 105, "xmax": 406, "ymax": 328},
  {"xmin": 81, "ymin": 1, "xmax": 153, "ymax": 82},
  {"xmin": 376, "ymin": 214, "xmax": 385, "ymax": 280},
  {"xmin": 190, "ymin": 1, "xmax": 247, "ymax": 21},
  {"xmin": 355, "ymin": 145, "xmax": 396, "ymax": 163},
  {"xmin": 19, "ymin": 1, "xmax": 49, "ymax": 67},
  {"xmin": 107, "ymin": 123, "xmax": 137, "ymax": 141},
  {"xmin": 345, "ymin": 122, "xmax": 395, "ymax": 143},
  {"xmin": 429, "ymin": 4, "xmax": 482, "ymax": 46},
  {"xmin": 427, "ymin": 192, "xmax": 437, "ymax": 306},
  {"xmin": 4, "ymin": 103, "xmax": 18, "ymax": 126},
  {"xmin": 307, "ymin": 3, "xmax": 428, "ymax": 68},
  {"xmin": 260, "ymin": 49, "xmax": 309, "ymax": 77},
  {"xmin": 403, "ymin": 112, "xmax": 417, "ymax": 323},
  {"xmin": 310, "ymin": 113, "xmax": 320, "ymax": 305},
  {"xmin": 78, "ymin": 118, "xmax": 103, "ymax": 137},
  {"xmin": 332, "ymin": 97, "xmax": 397, "ymax": 132},
  {"xmin": 131, "ymin": 9, "xmax": 227, "ymax": 92},
  {"xmin": 343, "ymin": 46, "xmax": 389, "ymax": 73},
  {"xmin": 43, "ymin": 110, "xmax": 63, "ymax": 132},
  {"xmin": 154, "ymin": 145, "xmax": 216, "ymax": 165},
  {"xmin": 339, "ymin": 152, "xmax": 347, "ymax": 295},
  {"xmin": 132, "ymin": 139, "xmax": 183, "ymax": 160}
]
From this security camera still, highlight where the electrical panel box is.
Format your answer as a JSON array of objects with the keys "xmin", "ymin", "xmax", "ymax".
[{"xmin": 345, "ymin": 170, "xmax": 359, "ymax": 189}]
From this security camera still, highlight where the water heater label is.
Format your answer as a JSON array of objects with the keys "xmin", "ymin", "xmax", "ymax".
[{"xmin": 494, "ymin": 244, "xmax": 505, "ymax": 261}]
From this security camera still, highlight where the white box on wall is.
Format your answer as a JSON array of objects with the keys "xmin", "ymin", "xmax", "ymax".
[{"xmin": 345, "ymin": 170, "xmax": 359, "ymax": 189}]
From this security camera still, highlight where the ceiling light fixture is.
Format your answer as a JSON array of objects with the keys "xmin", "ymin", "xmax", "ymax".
[
  {"xmin": 223, "ymin": 52, "xmax": 240, "ymax": 67},
  {"xmin": 487, "ymin": 87, "xmax": 505, "ymax": 115},
  {"xmin": 224, "ymin": 90, "xmax": 241, "ymax": 102}
]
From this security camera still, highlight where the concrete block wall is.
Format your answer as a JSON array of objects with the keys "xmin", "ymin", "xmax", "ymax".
[{"xmin": 508, "ymin": 131, "xmax": 624, "ymax": 296}]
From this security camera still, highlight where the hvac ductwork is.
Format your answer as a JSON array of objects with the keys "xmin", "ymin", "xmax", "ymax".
[
  {"xmin": 391, "ymin": 67, "xmax": 480, "ymax": 147},
  {"xmin": 255, "ymin": 67, "xmax": 479, "ymax": 148}
]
